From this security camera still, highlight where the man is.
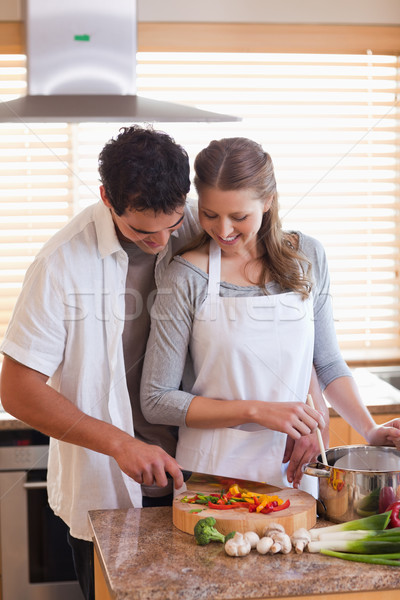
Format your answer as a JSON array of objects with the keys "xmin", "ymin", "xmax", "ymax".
[{"xmin": 0, "ymin": 125, "xmax": 201, "ymax": 599}]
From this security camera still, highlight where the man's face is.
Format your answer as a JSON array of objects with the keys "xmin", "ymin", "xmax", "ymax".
[{"xmin": 100, "ymin": 186, "xmax": 185, "ymax": 254}]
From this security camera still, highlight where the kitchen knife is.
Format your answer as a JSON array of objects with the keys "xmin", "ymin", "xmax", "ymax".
[{"xmin": 178, "ymin": 469, "xmax": 281, "ymax": 493}]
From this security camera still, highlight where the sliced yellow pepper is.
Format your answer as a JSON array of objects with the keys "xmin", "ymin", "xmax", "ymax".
[{"xmin": 228, "ymin": 485, "xmax": 284, "ymax": 511}]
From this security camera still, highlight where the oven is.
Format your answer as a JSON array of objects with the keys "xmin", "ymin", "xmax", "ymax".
[{"xmin": 0, "ymin": 427, "xmax": 83, "ymax": 600}]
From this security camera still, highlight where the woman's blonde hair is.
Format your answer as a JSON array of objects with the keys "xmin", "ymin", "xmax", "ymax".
[{"xmin": 191, "ymin": 137, "xmax": 312, "ymax": 298}]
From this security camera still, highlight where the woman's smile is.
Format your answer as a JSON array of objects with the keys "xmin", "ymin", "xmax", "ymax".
[
  {"xmin": 217, "ymin": 233, "xmax": 241, "ymax": 245},
  {"xmin": 198, "ymin": 187, "xmax": 271, "ymax": 256}
]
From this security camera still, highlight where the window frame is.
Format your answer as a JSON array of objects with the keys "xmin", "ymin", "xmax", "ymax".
[{"xmin": 1, "ymin": 21, "xmax": 400, "ymax": 56}]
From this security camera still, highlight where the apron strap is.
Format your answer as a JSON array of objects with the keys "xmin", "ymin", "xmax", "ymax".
[{"xmin": 207, "ymin": 239, "xmax": 221, "ymax": 297}]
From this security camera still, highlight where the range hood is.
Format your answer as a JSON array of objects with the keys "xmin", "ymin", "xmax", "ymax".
[{"xmin": 0, "ymin": 0, "xmax": 239, "ymax": 123}]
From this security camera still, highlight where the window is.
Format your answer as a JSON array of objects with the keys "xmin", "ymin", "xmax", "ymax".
[{"xmin": 0, "ymin": 51, "xmax": 399, "ymax": 364}]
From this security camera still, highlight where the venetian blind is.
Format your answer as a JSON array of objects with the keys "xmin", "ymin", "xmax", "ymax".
[{"xmin": 0, "ymin": 51, "xmax": 399, "ymax": 364}]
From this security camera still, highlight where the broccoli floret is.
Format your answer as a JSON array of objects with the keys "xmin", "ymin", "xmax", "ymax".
[
  {"xmin": 194, "ymin": 517, "xmax": 226, "ymax": 545},
  {"xmin": 224, "ymin": 531, "xmax": 236, "ymax": 543}
]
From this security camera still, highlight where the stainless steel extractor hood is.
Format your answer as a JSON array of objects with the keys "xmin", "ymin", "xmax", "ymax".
[{"xmin": 0, "ymin": 0, "xmax": 239, "ymax": 123}]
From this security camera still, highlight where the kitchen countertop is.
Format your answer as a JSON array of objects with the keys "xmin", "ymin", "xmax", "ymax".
[
  {"xmin": 89, "ymin": 506, "xmax": 400, "ymax": 600},
  {"xmin": 0, "ymin": 411, "xmax": 31, "ymax": 430},
  {"xmin": 328, "ymin": 368, "xmax": 400, "ymax": 417}
]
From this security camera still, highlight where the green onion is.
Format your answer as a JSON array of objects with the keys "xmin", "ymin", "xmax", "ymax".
[
  {"xmin": 308, "ymin": 539, "xmax": 400, "ymax": 554},
  {"xmin": 310, "ymin": 511, "xmax": 391, "ymax": 540},
  {"xmin": 321, "ymin": 549, "xmax": 400, "ymax": 566},
  {"xmin": 318, "ymin": 528, "xmax": 400, "ymax": 542}
]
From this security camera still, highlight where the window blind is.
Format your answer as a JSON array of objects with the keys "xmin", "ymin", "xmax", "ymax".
[{"xmin": 0, "ymin": 51, "xmax": 399, "ymax": 364}]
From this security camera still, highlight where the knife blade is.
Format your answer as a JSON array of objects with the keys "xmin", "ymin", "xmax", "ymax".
[{"xmin": 179, "ymin": 469, "xmax": 281, "ymax": 493}]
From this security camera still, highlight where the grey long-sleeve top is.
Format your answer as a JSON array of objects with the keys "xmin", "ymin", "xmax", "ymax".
[{"xmin": 140, "ymin": 232, "xmax": 352, "ymax": 427}]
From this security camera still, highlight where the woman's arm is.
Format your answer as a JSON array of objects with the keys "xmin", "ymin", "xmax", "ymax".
[
  {"xmin": 303, "ymin": 234, "xmax": 400, "ymax": 449},
  {"xmin": 324, "ymin": 375, "xmax": 400, "ymax": 448},
  {"xmin": 141, "ymin": 258, "xmax": 324, "ymax": 438}
]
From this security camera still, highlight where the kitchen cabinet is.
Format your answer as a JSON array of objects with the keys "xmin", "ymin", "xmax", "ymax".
[
  {"xmin": 328, "ymin": 415, "xmax": 350, "ymax": 447},
  {"xmin": 329, "ymin": 413, "xmax": 400, "ymax": 448}
]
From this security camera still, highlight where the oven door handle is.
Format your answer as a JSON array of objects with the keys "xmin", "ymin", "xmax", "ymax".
[{"xmin": 23, "ymin": 481, "xmax": 48, "ymax": 490}]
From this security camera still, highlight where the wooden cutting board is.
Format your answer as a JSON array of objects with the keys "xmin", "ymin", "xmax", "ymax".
[{"xmin": 173, "ymin": 484, "xmax": 316, "ymax": 537}]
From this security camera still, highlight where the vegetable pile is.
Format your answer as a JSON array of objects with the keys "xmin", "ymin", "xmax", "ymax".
[
  {"xmin": 308, "ymin": 503, "xmax": 400, "ymax": 566},
  {"xmin": 193, "ymin": 517, "xmax": 298, "ymax": 556},
  {"xmin": 192, "ymin": 500, "xmax": 400, "ymax": 567},
  {"xmin": 181, "ymin": 483, "xmax": 290, "ymax": 513}
]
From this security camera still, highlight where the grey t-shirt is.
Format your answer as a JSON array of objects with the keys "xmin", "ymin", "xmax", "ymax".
[
  {"xmin": 121, "ymin": 238, "xmax": 177, "ymax": 497},
  {"xmin": 140, "ymin": 232, "xmax": 352, "ymax": 427}
]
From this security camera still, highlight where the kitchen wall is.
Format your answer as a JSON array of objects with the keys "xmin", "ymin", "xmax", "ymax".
[{"xmin": 2, "ymin": 0, "xmax": 400, "ymax": 24}]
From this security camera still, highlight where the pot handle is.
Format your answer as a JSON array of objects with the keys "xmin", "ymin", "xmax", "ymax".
[{"xmin": 302, "ymin": 462, "xmax": 332, "ymax": 479}]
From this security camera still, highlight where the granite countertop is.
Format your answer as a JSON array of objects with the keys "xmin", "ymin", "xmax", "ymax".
[
  {"xmin": 330, "ymin": 368, "xmax": 400, "ymax": 417},
  {"xmin": 89, "ymin": 506, "xmax": 400, "ymax": 600},
  {"xmin": 0, "ymin": 411, "xmax": 31, "ymax": 430}
]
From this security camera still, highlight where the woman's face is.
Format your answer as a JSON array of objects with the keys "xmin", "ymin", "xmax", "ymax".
[{"xmin": 198, "ymin": 187, "xmax": 272, "ymax": 256}]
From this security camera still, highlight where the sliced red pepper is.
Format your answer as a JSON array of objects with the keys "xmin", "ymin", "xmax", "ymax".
[
  {"xmin": 259, "ymin": 507, "xmax": 273, "ymax": 514},
  {"xmin": 271, "ymin": 499, "xmax": 290, "ymax": 512},
  {"xmin": 208, "ymin": 501, "xmax": 249, "ymax": 510}
]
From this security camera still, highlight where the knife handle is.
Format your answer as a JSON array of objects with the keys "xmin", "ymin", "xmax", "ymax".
[{"xmin": 166, "ymin": 469, "xmax": 192, "ymax": 482}]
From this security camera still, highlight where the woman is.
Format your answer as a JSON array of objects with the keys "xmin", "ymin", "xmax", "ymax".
[{"xmin": 141, "ymin": 137, "xmax": 400, "ymax": 489}]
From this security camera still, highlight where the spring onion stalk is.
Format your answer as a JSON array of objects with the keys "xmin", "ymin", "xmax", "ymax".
[
  {"xmin": 317, "ymin": 528, "xmax": 400, "ymax": 542},
  {"xmin": 308, "ymin": 540, "xmax": 400, "ymax": 554},
  {"xmin": 317, "ymin": 530, "xmax": 371, "ymax": 541},
  {"xmin": 321, "ymin": 550, "xmax": 400, "ymax": 566},
  {"xmin": 309, "ymin": 511, "xmax": 391, "ymax": 540}
]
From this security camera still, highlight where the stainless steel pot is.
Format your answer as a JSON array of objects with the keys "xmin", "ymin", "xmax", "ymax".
[{"xmin": 303, "ymin": 445, "xmax": 400, "ymax": 523}]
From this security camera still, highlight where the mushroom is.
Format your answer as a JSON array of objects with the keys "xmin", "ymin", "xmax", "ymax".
[
  {"xmin": 224, "ymin": 532, "xmax": 252, "ymax": 557},
  {"xmin": 243, "ymin": 531, "xmax": 260, "ymax": 549},
  {"xmin": 256, "ymin": 536, "xmax": 274, "ymax": 555},
  {"xmin": 261, "ymin": 522, "xmax": 292, "ymax": 554},
  {"xmin": 262, "ymin": 522, "xmax": 285, "ymax": 537},
  {"xmin": 291, "ymin": 528, "xmax": 312, "ymax": 554},
  {"xmin": 269, "ymin": 531, "xmax": 292, "ymax": 554}
]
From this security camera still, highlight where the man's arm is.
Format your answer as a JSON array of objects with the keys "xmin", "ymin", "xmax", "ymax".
[
  {"xmin": 0, "ymin": 355, "xmax": 184, "ymax": 489},
  {"xmin": 283, "ymin": 366, "xmax": 329, "ymax": 487}
]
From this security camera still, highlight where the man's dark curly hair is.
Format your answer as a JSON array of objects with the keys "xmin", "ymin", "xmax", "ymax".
[{"xmin": 98, "ymin": 125, "xmax": 190, "ymax": 216}]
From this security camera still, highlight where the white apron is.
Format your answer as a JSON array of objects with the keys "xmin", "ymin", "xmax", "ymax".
[{"xmin": 176, "ymin": 239, "xmax": 317, "ymax": 493}]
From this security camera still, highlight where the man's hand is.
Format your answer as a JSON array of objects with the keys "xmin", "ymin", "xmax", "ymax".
[
  {"xmin": 1, "ymin": 356, "xmax": 185, "ymax": 491},
  {"xmin": 282, "ymin": 433, "xmax": 320, "ymax": 488},
  {"xmin": 112, "ymin": 437, "xmax": 184, "ymax": 490}
]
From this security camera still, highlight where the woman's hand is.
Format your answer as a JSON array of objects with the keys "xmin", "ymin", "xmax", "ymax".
[
  {"xmin": 366, "ymin": 419, "xmax": 400, "ymax": 450},
  {"xmin": 255, "ymin": 401, "xmax": 325, "ymax": 439}
]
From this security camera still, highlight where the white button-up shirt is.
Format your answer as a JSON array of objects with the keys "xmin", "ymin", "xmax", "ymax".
[{"xmin": 0, "ymin": 200, "xmax": 200, "ymax": 540}]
